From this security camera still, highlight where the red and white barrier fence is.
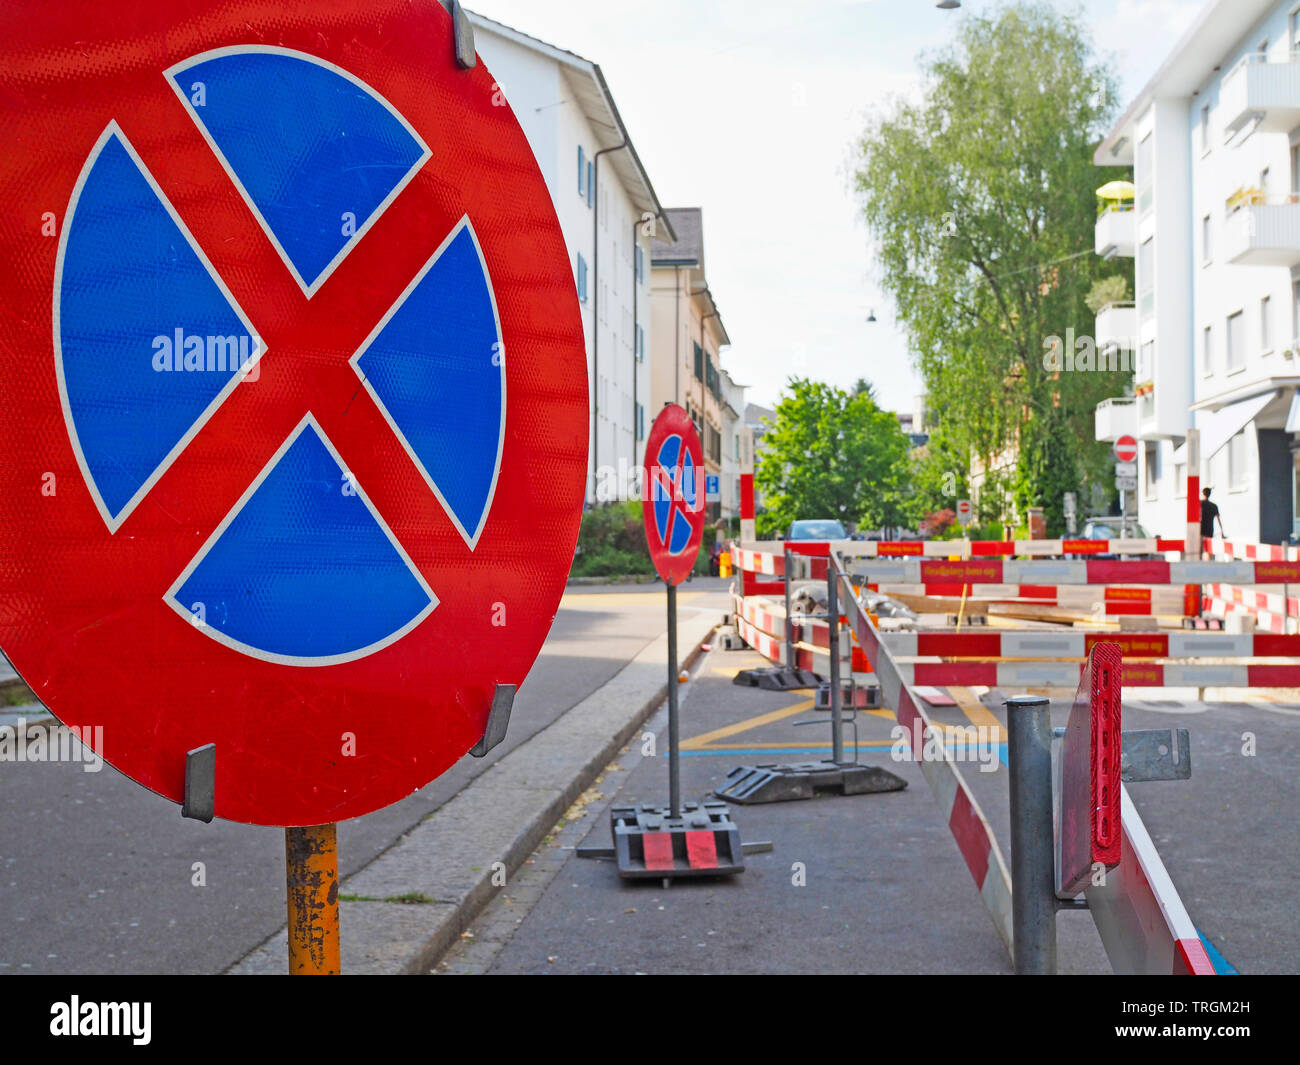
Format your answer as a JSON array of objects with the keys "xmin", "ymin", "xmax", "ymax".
[
  {"xmin": 880, "ymin": 629, "xmax": 1300, "ymax": 658},
  {"xmin": 891, "ymin": 660, "xmax": 1300, "ymax": 689},
  {"xmin": 1055, "ymin": 645, "xmax": 1213, "ymax": 974},
  {"xmin": 1085, "ymin": 787, "xmax": 1216, "ymax": 975}
]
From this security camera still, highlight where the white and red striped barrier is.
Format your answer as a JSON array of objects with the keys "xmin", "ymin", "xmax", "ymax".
[
  {"xmin": 1085, "ymin": 788, "xmax": 1216, "ymax": 975},
  {"xmin": 831, "ymin": 551, "xmax": 1015, "ymax": 957},
  {"xmin": 1205, "ymin": 537, "xmax": 1299, "ymax": 563},
  {"xmin": 890, "ymin": 660, "xmax": 1300, "ymax": 689},
  {"xmin": 844, "ymin": 557, "xmax": 1295, "ymax": 586},
  {"xmin": 1204, "ymin": 594, "xmax": 1292, "ymax": 635},
  {"xmin": 879, "ymin": 584, "xmax": 1183, "ymax": 616},
  {"xmin": 880, "ymin": 629, "xmax": 1300, "ymax": 658}
]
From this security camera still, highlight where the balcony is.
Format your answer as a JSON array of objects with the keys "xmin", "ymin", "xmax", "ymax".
[
  {"xmin": 1223, "ymin": 198, "xmax": 1300, "ymax": 266},
  {"xmin": 1095, "ymin": 396, "xmax": 1137, "ymax": 442},
  {"xmin": 1094, "ymin": 204, "xmax": 1135, "ymax": 259},
  {"xmin": 1094, "ymin": 301, "xmax": 1137, "ymax": 352},
  {"xmin": 1220, "ymin": 52, "xmax": 1300, "ymax": 139}
]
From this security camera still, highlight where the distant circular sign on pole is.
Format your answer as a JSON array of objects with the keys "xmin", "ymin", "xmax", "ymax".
[
  {"xmin": 1113, "ymin": 435, "xmax": 1139, "ymax": 463},
  {"xmin": 642, "ymin": 405, "xmax": 706, "ymax": 586},
  {"xmin": 0, "ymin": 4, "xmax": 588, "ymax": 826},
  {"xmin": 956, "ymin": 499, "xmax": 973, "ymax": 526}
]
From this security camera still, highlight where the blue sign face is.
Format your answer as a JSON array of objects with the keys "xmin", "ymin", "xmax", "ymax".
[
  {"xmin": 651, "ymin": 434, "xmax": 699, "ymax": 556},
  {"xmin": 705, "ymin": 473, "xmax": 720, "ymax": 500},
  {"xmin": 55, "ymin": 47, "xmax": 504, "ymax": 666}
]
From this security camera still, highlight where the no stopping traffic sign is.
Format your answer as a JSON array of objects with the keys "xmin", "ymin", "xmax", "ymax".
[{"xmin": 0, "ymin": 2, "xmax": 588, "ymax": 825}]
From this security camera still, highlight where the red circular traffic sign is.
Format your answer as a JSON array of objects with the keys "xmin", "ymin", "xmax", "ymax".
[
  {"xmin": 0, "ymin": 3, "xmax": 588, "ymax": 825},
  {"xmin": 642, "ymin": 405, "xmax": 706, "ymax": 586},
  {"xmin": 1113, "ymin": 435, "xmax": 1138, "ymax": 463}
]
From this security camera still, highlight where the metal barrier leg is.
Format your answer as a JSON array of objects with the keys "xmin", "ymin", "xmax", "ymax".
[
  {"xmin": 1006, "ymin": 695, "xmax": 1056, "ymax": 975},
  {"xmin": 783, "ymin": 545, "xmax": 794, "ymax": 668},
  {"xmin": 827, "ymin": 564, "xmax": 844, "ymax": 765}
]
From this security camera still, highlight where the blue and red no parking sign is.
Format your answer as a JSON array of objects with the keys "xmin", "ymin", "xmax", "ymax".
[
  {"xmin": 642, "ymin": 405, "xmax": 707, "ymax": 586},
  {"xmin": 0, "ymin": 2, "xmax": 588, "ymax": 825}
]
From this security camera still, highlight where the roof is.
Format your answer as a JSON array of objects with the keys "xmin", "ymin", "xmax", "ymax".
[
  {"xmin": 466, "ymin": 10, "xmax": 676, "ymax": 242},
  {"xmin": 650, "ymin": 207, "xmax": 730, "ymax": 345},
  {"xmin": 1096, "ymin": 0, "xmax": 1276, "ymax": 165},
  {"xmin": 650, "ymin": 208, "xmax": 703, "ymax": 268}
]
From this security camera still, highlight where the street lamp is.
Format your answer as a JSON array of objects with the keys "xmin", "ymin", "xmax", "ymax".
[{"xmin": 866, "ymin": 308, "xmax": 877, "ymax": 323}]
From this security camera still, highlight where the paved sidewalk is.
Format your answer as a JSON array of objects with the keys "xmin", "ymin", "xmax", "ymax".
[{"xmin": 230, "ymin": 608, "xmax": 717, "ymax": 974}]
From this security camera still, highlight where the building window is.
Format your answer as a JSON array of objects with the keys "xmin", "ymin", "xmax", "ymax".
[
  {"xmin": 1228, "ymin": 430, "xmax": 1248, "ymax": 489},
  {"xmin": 1226, "ymin": 310, "xmax": 1245, "ymax": 371},
  {"xmin": 1202, "ymin": 215, "xmax": 1211, "ymax": 264},
  {"xmin": 1144, "ymin": 441, "xmax": 1160, "ymax": 500},
  {"xmin": 1200, "ymin": 104, "xmax": 1210, "ymax": 154},
  {"xmin": 1137, "ymin": 134, "xmax": 1154, "ymax": 215},
  {"xmin": 1138, "ymin": 237, "xmax": 1154, "ymax": 314},
  {"xmin": 735, "ymin": 433, "xmax": 741, "ymax": 461},
  {"xmin": 576, "ymin": 253, "xmax": 588, "ymax": 303},
  {"xmin": 1293, "ymin": 280, "xmax": 1300, "ymax": 344},
  {"xmin": 1202, "ymin": 324, "xmax": 1213, "ymax": 376},
  {"xmin": 693, "ymin": 342, "xmax": 703, "ymax": 382},
  {"xmin": 1262, "ymin": 295, "xmax": 1272, "ymax": 352},
  {"xmin": 1175, "ymin": 462, "xmax": 1187, "ymax": 498}
]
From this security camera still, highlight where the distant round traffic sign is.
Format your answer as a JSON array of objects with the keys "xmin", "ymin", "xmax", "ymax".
[
  {"xmin": 0, "ymin": 5, "xmax": 588, "ymax": 824},
  {"xmin": 1113, "ymin": 435, "xmax": 1138, "ymax": 463},
  {"xmin": 642, "ymin": 405, "xmax": 706, "ymax": 586}
]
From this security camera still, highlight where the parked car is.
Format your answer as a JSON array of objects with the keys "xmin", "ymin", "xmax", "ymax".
[
  {"xmin": 784, "ymin": 519, "xmax": 848, "ymax": 541},
  {"xmin": 1074, "ymin": 518, "xmax": 1155, "ymax": 559}
]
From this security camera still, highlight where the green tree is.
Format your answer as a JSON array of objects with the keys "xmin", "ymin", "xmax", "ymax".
[
  {"xmin": 852, "ymin": 1, "xmax": 1131, "ymax": 536},
  {"xmin": 755, "ymin": 377, "xmax": 912, "ymax": 537}
]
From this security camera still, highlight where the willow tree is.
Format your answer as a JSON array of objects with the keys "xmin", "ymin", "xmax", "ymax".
[{"xmin": 853, "ymin": 1, "xmax": 1131, "ymax": 534}]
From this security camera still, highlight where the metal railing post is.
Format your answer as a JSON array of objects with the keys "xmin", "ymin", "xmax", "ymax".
[
  {"xmin": 1006, "ymin": 694, "xmax": 1057, "ymax": 975},
  {"xmin": 783, "ymin": 545, "xmax": 795, "ymax": 668},
  {"xmin": 827, "ymin": 560, "xmax": 844, "ymax": 764}
]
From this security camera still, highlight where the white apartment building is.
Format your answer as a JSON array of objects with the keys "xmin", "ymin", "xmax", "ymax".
[
  {"xmin": 719, "ymin": 366, "xmax": 746, "ymax": 522},
  {"xmin": 468, "ymin": 13, "xmax": 674, "ymax": 501},
  {"xmin": 1095, "ymin": 0, "xmax": 1300, "ymax": 543}
]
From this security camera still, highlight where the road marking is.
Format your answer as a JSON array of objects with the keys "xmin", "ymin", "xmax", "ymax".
[
  {"xmin": 680, "ymin": 697, "xmax": 813, "ymax": 750},
  {"xmin": 948, "ymin": 686, "xmax": 1005, "ymax": 740}
]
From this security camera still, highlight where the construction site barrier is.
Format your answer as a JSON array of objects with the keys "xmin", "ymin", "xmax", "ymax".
[{"xmin": 725, "ymin": 541, "xmax": 1227, "ymax": 970}]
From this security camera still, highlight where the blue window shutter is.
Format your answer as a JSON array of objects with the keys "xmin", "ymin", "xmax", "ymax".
[
  {"xmin": 578, "ymin": 146, "xmax": 585, "ymax": 197},
  {"xmin": 586, "ymin": 162, "xmax": 594, "ymax": 207}
]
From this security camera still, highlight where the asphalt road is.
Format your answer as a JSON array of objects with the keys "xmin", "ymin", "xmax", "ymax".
[
  {"xmin": 0, "ymin": 578, "xmax": 729, "ymax": 975},
  {"xmin": 437, "ymin": 646, "xmax": 1299, "ymax": 975}
]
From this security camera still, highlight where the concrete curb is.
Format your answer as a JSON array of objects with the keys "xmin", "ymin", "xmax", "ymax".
[{"xmin": 229, "ymin": 609, "xmax": 719, "ymax": 975}]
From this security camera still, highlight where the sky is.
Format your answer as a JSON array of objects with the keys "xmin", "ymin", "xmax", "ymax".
[{"xmin": 471, "ymin": 0, "xmax": 1206, "ymax": 414}]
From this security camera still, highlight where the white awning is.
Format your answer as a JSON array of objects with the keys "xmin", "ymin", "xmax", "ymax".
[
  {"xmin": 1172, "ymin": 391, "xmax": 1273, "ymax": 466},
  {"xmin": 1287, "ymin": 392, "xmax": 1300, "ymax": 433}
]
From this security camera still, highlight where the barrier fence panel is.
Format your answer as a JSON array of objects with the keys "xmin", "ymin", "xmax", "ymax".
[{"xmin": 1084, "ymin": 788, "xmax": 1216, "ymax": 975}]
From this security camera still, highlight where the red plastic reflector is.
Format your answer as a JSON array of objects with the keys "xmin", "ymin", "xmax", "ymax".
[
  {"xmin": 684, "ymin": 830, "xmax": 719, "ymax": 869},
  {"xmin": 642, "ymin": 832, "xmax": 674, "ymax": 871}
]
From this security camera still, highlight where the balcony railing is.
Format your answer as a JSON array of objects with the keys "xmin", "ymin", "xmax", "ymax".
[
  {"xmin": 1223, "ymin": 196, "xmax": 1300, "ymax": 266},
  {"xmin": 1094, "ymin": 204, "xmax": 1135, "ymax": 259},
  {"xmin": 1221, "ymin": 50, "xmax": 1300, "ymax": 139},
  {"xmin": 1095, "ymin": 301, "xmax": 1137, "ymax": 351},
  {"xmin": 1094, "ymin": 396, "xmax": 1137, "ymax": 442}
]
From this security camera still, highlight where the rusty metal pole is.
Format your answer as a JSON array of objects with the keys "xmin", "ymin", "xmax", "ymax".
[{"xmin": 285, "ymin": 824, "xmax": 340, "ymax": 975}]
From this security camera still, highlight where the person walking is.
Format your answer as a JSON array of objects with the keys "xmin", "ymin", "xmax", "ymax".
[{"xmin": 1200, "ymin": 486, "xmax": 1225, "ymax": 558}]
